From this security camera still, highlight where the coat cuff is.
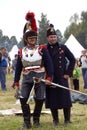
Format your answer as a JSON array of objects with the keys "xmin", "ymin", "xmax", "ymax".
[
  {"xmin": 14, "ymin": 82, "xmax": 19, "ymax": 88},
  {"xmin": 46, "ymin": 77, "xmax": 52, "ymax": 81}
]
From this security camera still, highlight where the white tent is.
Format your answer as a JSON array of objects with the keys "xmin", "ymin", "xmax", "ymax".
[
  {"xmin": 9, "ymin": 45, "xmax": 19, "ymax": 61},
  {"xmin": 65, "ymin": 34, "xmax": 84, "ymax": 58}
]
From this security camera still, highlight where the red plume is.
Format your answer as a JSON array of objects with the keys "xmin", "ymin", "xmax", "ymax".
[{"xmin": 25, "ymin": 11, "xmax": 37, "ymax": 32}]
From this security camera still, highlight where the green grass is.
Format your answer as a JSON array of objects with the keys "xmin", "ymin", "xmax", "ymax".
[{"xmin": 0, "ymin": 73, "xmax": 87, "ymax": 130}]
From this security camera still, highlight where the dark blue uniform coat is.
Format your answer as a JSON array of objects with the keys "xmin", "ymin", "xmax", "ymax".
[{"xmin": 46, "ymin": 42, "xmax": 75, "ymax": 109}]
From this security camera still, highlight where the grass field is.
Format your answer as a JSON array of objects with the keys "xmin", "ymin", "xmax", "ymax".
[{"xmin": 0, "ymin": 72, "xmax": 87, "ymax": 130}]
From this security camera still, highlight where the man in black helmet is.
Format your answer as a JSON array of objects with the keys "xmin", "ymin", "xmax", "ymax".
[
  {"xmin": 13, "ymin": 27, "xmax": 53, "ymax": 129},
  {"xmin": 45, "ymin": 24, "xmax": 75, "ymax": 126}
]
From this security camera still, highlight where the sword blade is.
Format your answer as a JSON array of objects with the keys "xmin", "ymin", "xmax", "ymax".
[{"xmin": 41, "ymin": 78, "xmax": 87, "ymax": 96}]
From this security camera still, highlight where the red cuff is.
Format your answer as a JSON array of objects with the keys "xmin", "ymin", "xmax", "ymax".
[
  {"xmin": 14, "ymin": 82, "xmax": 19, "ymax": 87},
  {"xmin": 46, "ymin": 77, "xmax": 52, "ymax": 81}
]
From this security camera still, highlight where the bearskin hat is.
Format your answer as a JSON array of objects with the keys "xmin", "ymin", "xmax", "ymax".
[{"xmin": 46, "ymin": 24, "xmax": 57, "ymax": 36}]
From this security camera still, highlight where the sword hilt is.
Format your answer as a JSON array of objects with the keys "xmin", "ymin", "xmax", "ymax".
[{"xmin": 33, "ymin": 77, "xmax": 42, "ymax": 83}]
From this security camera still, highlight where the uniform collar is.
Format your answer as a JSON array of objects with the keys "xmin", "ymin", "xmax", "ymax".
[{"xmin": 47, "ymin": 42, "xmax": 59, "ymax": 47}]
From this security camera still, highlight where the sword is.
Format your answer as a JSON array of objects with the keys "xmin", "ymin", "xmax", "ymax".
[
  {"xmin": 33, "ymin": 77, "xmax": 87, "ymax": 96},
  {"xmin": 26, "ymin": 77, "xmax": 44, "ymax": 104},
  {"xmin": 26, "ymin": 80, "xmax": 35, "ymax": 104}
]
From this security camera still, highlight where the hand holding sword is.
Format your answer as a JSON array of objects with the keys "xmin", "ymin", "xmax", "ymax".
[
  {"xmin": 33, "ymin": 77, "xmax": 52, "ymax": 85},
  {"xmin": 33, "ymin": 77, "xmax": 87, "ymax": 96}
]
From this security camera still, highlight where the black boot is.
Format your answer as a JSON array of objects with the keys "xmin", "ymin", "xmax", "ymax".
[
  {"xmin": 20, "ymin": 98, "xmax": 32, "ymax": 129},
  {"xmin": 20, "ymin": 122, "xmax": 31, "ymax": 130},
  {"xmin": 50, "ymin": 109, "xmax": 59, "ymax": 126},
  {"xmin": 63, "ymin": 108, "xmax": 71, "ymax": 125},
  {"xmin": 33, "ymin": 99, "xmax": 44, "ymax": 127},
  {"xmin": 33, "ymin": 117, "xmax": 40, "ymax": 127}
]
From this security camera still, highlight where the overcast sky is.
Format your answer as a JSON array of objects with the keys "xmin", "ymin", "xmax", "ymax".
[{"xmin": 0, "ymin": 0, "xmax": 87, "ymax": 41}]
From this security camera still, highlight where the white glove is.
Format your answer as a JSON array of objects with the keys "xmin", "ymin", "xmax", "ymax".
[{"xmin": 14, "ymin": 87, "xmax": 21, "ymax": 99}]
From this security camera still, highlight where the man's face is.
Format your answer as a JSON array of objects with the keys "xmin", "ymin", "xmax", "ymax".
[
  {"xmin": 27, "ymin": 37, "xmax": 37, "ymax": 46},
  {"xmin": 47, "ymin": 35, "xmax": 57, "ymax": 44},
  {"xmin": 1, "ymin": 48, "xmax": 6, "ymax": 54},
  {"xmin": 1, "ymin": 48, "xmax": 8, "ymax": 56}
]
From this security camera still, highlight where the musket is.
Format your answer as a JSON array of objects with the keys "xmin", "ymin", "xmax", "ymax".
[{"xmin": 33, "ymin": 77, "xmax": 87, "ymax": 96}]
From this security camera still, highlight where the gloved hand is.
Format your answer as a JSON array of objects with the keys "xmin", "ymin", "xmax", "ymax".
[{"xmin": 14, "ymin": 87, "xmax": 21, "ymax": 99}]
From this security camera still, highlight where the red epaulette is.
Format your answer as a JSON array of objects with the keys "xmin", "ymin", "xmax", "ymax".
[
  {"xmin": 38, "ymin": 44, "xmax": 47, "ymax": 55},
  {"xmin": 18, "ymin": 48, "xmax": 22, "ymax": 58}
]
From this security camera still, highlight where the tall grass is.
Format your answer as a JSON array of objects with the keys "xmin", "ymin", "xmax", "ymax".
[{"xmin": 0, "ymin": 72, "xmax": 87, "ymax": 130}]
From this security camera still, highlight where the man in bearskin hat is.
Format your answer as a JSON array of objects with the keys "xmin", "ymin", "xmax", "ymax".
[
  {"xmin": 45, "ymin": 24, "xmax": 75, "ymax": 126},
  {"xmin": 13, "ymin": 12, "xmax": 53, "ymax": 129}
]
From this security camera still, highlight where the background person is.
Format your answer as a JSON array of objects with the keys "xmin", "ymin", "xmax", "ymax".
[
  {"xmin": 72, "ymin": 59, "xmax": 80, "ymax": 90},
  {"xmin": 46, "ymin": 24, "xmax": 75, "ymax": 126},
  {"xmin": 13, "ymin": 11, "xmax": 53, "ymax": 129},
  {"xmin": 0, "ymin": 47, "xmax": 9, "ymax": 91},
  {"xmin": 79, "ymin": 49, "xmax": 87, "ymax": 90},
  {"xmin": 12, "ymin": 54, "xmax": 18, "ymax": 77},
  {"xmin": 7, "ymin": 56, "xmax": 11, "ymax": 74}
]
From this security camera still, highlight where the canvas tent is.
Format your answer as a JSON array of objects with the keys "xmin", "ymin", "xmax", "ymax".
[
  {"xmin": 9, "ymin": 45, "xmax": 19, "ymax": 61},
  {"xmin": 65, "ymin": 34, "xmax": 84, "ymax": 58}
]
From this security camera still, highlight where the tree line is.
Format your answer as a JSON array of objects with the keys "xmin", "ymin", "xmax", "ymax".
[{"xmin": 0, "ymin": 11, "xmax": 87, "ymax": 52}]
